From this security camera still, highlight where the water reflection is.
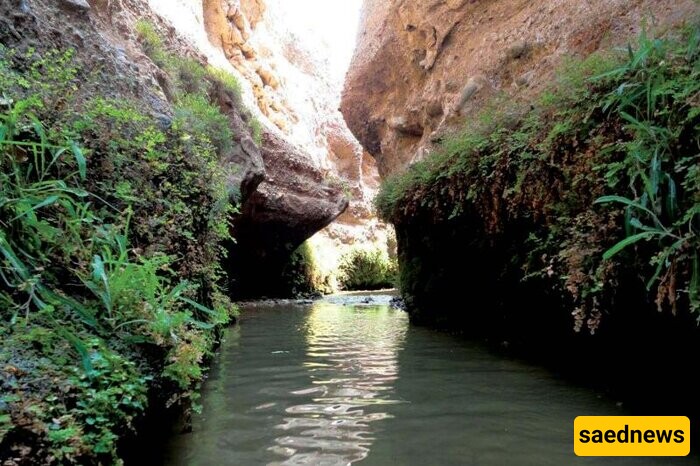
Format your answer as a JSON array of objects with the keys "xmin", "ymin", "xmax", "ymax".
[
  {"xmin": 270, "ymin": 303, "xmax": 408, "ymax": 465},
  {"xmin": 162, "ymin": 297, "xmax": 691, "ymax": 466}
]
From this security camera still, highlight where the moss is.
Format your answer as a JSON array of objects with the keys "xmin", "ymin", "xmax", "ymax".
[
  {"xmin": 380, "ymin": 24, "xmax": 700, "ymax": 332},
  {"xmin": 0, "ymin": 43, "xmax": 241, "ymax": 463}
]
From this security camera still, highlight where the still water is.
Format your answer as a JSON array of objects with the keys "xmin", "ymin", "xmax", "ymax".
[{"xmin": 163, "ymin": 294, "xmax": 690, "ymax": 466}]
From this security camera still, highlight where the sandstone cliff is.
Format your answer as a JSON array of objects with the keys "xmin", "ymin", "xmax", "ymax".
[
  {"xmin": 151, "ymin": 0, "xmax": 391, "ymax": 293},
  {"xmin": 342, "ymin": 0, "xmax": 696, "ymax": 177},
  {"xmin": 6, "ymin": 0, "xmax": 390, "ymax": 297}
]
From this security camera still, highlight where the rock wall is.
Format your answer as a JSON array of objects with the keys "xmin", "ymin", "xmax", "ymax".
[
  {"xmin": 339, "ymin": 0, "xmax": 700, "ymax": 426},
  {"xmin": 2, "ymin": 0, "xmax": 384, "ymax": 297},
  {"xmin": 342, "ymin": 0, "xmax": 697, "ymax": 177},
  {"xmin": 185, "ymin": 0, "xmax": 390, "ymax": 289},
  {"xmin": 152, "ymin": 0, "xmax": 392, "ymax": 294}
]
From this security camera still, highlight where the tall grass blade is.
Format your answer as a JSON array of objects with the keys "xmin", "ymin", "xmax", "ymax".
[{"xmin": 603, "ymin": 231, "xmax": 659, "ymax": 260}]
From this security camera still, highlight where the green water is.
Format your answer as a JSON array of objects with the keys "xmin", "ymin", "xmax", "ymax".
[{"xmin": 163, "ymin": 295, "xmax": 691, "ymax": 465}]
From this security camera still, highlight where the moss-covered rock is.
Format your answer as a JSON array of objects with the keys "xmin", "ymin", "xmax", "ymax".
[
  {"xmin": 0, "ymin": 29, "xmax": 253, "ymax": 464},
  {"xmin": 379, "ymin": 25, "xmax": 700, "ymax": 334}
]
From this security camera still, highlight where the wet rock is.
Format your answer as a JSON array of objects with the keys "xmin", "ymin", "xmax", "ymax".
[
  {"xmin": 389, "ymin": 296, "xmax": 407, "ymax": 311},
  {"xmin": 153, "ymin": 113, "xmax": 172, "ymax": 130}
]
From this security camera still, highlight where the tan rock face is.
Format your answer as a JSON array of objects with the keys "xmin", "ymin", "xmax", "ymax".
[
  {"xmin": 196, "ymin": 0, "xmax": 392, "ymax": 273},
  {"xmin": 342, "ymin": 0, "xmax": 697, "ymax": 177},
  {"xmin": 4, "ymin": 0, "xmax": 373, "ymax": 295}
]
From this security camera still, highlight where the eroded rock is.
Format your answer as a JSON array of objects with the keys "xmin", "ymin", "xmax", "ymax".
[
  {"xmin": 342, "ymin": 0, "xmax": 697, "ymax": 177},
  {"xmin": 230, "ymin": 131, "xmax": 349, "ymax": 296}
]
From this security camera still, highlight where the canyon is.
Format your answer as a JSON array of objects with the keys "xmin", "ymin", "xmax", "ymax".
[
  {"xmin": 3, "ymin": 0, "xmax": 387, "ymax": 296},
  {"xmin": 1, "ymin": 0, "xmax": 699, "ymax": 464}
]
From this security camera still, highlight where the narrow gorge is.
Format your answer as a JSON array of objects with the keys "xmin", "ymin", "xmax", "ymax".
[{"xmin": 1, "ymin": 0, "xmax": 699, "ymax": 464}]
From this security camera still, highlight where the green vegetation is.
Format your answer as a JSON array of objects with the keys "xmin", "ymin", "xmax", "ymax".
[
  {"xmin": 135, "ymin": 20, "xmax": 263, "ymax": 146},
  {"xmin": 0, "ymin": 38, "xmax": 248, "ymax": 462},
  {"xmin": 174, "ymin": 93, "xmax": 234, "ymax": 155},
  {"xmin": 338, "ymin": 247, "xmax": 397, "ymax": 291},
  {"xmin": 378, "ymin": 25, "xmax": 699, "ymax": 332},
  {"xmin": 280, "ymin": 242, "xmax": 332, "ymax": 297},
  {"xmin": 135, "ymin": 19, "xmax": 167, "ymax": 67},
  {"xmin": 206, "ymin": 65, "xmax": 242, "ymax": 101},
  {"xmin": 249, "ymin": 115, "xmax": 263, "ymax": 146}
]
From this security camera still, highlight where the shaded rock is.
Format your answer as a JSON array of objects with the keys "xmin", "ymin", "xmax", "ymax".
[
  {"xmin": 388, "ymin": 115, "xmax": 424, "ymax": 136},
  {"xmin": 209, "ymin": 78, "xmax": 266, "ymax": 201},
  {"xmin": 505, "ymin": 41, "xmax": 531, "ymax": 61},
  {"xmin": 229, "ymin": 130, "xmax": 349, "ymax": 297}
]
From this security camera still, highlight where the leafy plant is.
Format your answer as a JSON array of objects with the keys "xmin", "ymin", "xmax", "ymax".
[
  {"xmin": 595, "ymin": 26, "xmax": 700, "ymax": 313},
  {"xmin": 338, "ymin": 247, "xmax": 397, "ymax": 291},
  {"xmin": 0, "ymin": 44, "xmax": 239, "ymax": 463},
  {"xmin": 376, "ymin": 23, "xmax": 700, "ymax": 331}
]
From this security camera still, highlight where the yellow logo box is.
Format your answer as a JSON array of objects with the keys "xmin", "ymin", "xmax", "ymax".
[{"xmin": 574, "ymin": 416, "xmax": 690, "ymax": 457}]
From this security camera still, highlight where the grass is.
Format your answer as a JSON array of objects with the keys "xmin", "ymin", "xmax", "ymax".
[
  {"xmin": 378, "ymin": 24, "xmax": 700, "ymax": 331},
  {"xmin": 134, "ymin": 20, "xmax": 262, "ymax": 148},
  {"xmin": 0, "ymin": 44, "xmax": 239, "ymax": 463},
  {"xmin": 135, "ymin": 19, "xmax": 167, "ymax": 67},
  {"xmin": 206, "ymin": 65, "xmax": 243, "ymax": 101}
]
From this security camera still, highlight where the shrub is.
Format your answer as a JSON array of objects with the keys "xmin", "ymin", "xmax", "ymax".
[
  {"xmin": 338, "ymin": 248, "xmax": 398, "ymax": 291},
  {"xmin": 135, "ymin": 22, "xmax": 263, "ymax": 149},
  {"xmin": 207, "ymin": 65, "xmax": 264, "ymax": 146},
  {"xmin": 279, "ymin": 242, "xmax": 331, "ymax": 297},
  {"xmin": 207, "ymin": 65, "xmax": 243, "ymax": 102},
  {"xmin": 174, "ymin": 93, "xmax": 234, "ymax": 156},
  {"xmin": 168, "ymin": 56, "xmax": 210, "ymax": 97},
  {"xmin": 0, "ymin": 105, "xmax": 229, "ymax": 461}
]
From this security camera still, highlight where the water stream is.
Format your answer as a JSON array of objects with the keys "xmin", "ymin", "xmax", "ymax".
[{"xmin": 162, "ymin": 294, "xmax": 692, "ymax": 465}]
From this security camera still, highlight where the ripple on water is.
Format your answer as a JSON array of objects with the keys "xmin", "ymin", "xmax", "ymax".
[
  {"xmin": 163, "ymin": 297, "xmax": 693, "ymax": 466},
  {"xmin": 266, "ymin": 302, "xmax": 405, "ymax": 465}
]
